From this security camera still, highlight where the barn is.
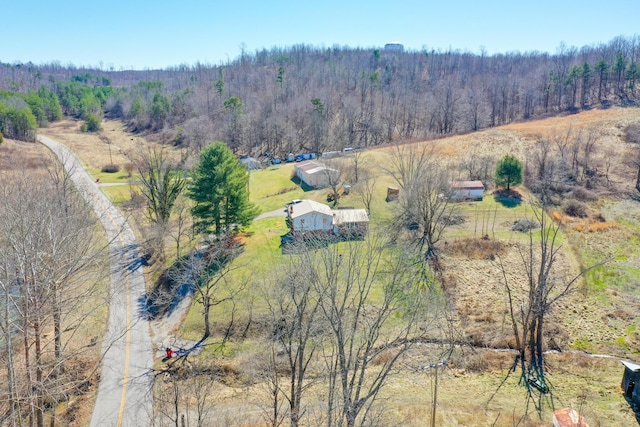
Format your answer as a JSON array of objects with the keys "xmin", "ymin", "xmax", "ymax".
[
  {"xmin": 294, "ymin": 160, "xmax": 339, "ymax": 189},
  {"xmin": 451, "ymin": 181, "xmax": 485, "ymax": 200}
]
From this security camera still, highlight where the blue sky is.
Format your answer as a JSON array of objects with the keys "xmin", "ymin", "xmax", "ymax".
[{"xmin": 2, "ymin": 0, "xmax": 638, "ymax": 70}]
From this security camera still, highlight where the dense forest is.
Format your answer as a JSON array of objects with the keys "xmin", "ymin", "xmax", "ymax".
[{"xmin": 1, "ymin": 35, "xmax": 638, "ymax": 155}]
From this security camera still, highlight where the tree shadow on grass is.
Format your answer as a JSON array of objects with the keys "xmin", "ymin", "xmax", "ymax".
[
  {"xmin": 139, "ymin": 236, "xmax": 244, "ymax": 321},
  {"xmin": 280, "ymin": 234, "xmax": 333, "ymax": 254},
  {"xmin": 138, "ymin": 255, "xmax": 197, "ymax": 321},
  {"xmin": 493, "ymin": 189, "xmax": 523, "ymax": 208}
]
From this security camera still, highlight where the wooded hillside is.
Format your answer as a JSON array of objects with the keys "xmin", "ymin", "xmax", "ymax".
[{"xmin": 1, "ymin": 35, "xmax": 639, "ymax": 155}]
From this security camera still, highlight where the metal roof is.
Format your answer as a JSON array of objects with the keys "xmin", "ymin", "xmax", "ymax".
[
  {"xmin": 289, "ymin": 199, "xmax": 333, "ymax": 219},
  {"xmin": 451, "ymin": 180, "xmax": 485, "ymax": 190},
  {"xmin": 333, "ymin": 209, "xmax": 369, "ymax": 225},
  {"xmin": 621, "ymin": 360, "xmax": 640, "ymax": 372},
  {"xmin": 296, "ymin": 160, "xmax": 338, "ymax": 175}
]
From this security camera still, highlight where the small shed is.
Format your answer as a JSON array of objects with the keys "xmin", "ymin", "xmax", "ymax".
[
  {"xmin": 451, "ymin": 181, "xmax": 485, "ymax": 200},
  {"xmin": 294, "ymin": 160, "xmax": 339, "ymax": 189},
  {"xmin": 621, "ymin": 360, "xmax": 640, "ymax": 405}
]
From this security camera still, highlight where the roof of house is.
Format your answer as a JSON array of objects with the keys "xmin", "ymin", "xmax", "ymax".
[
  {"xmin": 451, "ymin": 180, "xmax": 485, "ymax": 190},
  {"xmin": 621, "ymin": 360, "xmax": 640, "ymax": 372},
  {"xmin": 289, "ymin": 199, "xmax": 333, "ymax": 219},
  {"xmin": 295, "ymin": 160, "xmax": 338, "ymax": 176},
  {"xmin": 333, "ymin": 209, "xmax": 369, "ymax": 225},
  {"xmin": 240, "ymin": 156, "xmax": 261, "ymax": 170}
]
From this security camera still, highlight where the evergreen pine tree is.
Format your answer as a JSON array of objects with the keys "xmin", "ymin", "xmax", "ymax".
[{"xmin": 188, "ymin": 142, "xmax": 258, "ymax": 235}]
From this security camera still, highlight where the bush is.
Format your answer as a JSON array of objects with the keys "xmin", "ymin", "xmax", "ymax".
[
  {"xmin": 511, "ymin": 219, "xmax": 539, "ymax": 232},
  {"xmin": 570, "ymin": 186, "xmax": 598, "ymax": 202},
  {"xmin": 101, "ymin": 164, "xmax": 120, "ymax": 173},
  {"xmin": 81, "ymin": 114, "xmax": 102, "ymax": 132},
  {"xmin": 123, "ymin": 162, "xmax": 135, "ymax": 177},
  {"xmin": 443, "ymin": 214, "xmax": 466, "ymax": 226},
  {"xmin": 624, "ymin": 123, "xmax": 640, "ymax": 144},
  {"xmin": 563, "ymin": 200, "xmax": 588, "ymax": 218}
]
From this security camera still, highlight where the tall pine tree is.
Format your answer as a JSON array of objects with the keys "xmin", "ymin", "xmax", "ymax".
[{"xmin": 188, "ymin": 142, "xmax": 258, "ymax": 235}]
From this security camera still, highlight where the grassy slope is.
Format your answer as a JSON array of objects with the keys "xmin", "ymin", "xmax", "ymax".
[{"xmin": 36, "ymin": 107, "xmax": 640, "ymax": 425}]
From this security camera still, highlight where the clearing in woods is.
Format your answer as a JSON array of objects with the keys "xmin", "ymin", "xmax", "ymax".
[{"xmin": 24, "ymin": 107, "xmax": 640, "ymax": 425}]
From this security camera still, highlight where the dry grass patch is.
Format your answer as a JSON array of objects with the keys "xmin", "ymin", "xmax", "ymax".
[
  {"xmin": 0, "ymin": 138, "xmax": 50, "ymax": 172},
  {"xmin": 572, "ymin": 219, "xmax": 618, "ymax": 233},
  {"xmin": 443, "ymin": 236, "xmax": 507, "ymax": 260}
]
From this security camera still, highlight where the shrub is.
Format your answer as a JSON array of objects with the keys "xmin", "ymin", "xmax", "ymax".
[
  {"xmin": 123, "ymin": 162, "xmax": 134, "ymax": 177},
  {"xmin": 443, "ymin": 214, "xmax": 466, "ymax": 226},
  {"xmin": 624, "ymin": 123, "xmax": 640, "ymax": 144},
  {"xmin": 563, "ymin": 200, "xmax": 588, "ymax": 218},
  {"xmin": 81, "ymin": 114, "xmax": 102, "ymax": 132},
  {"xmin": 511, "ymin": 219, "xmax": 539, "ymax": 232},
  {"xmin": 101, "ymin": 164, "xmax": 120, "ymax": 173},
  {"xmin": 444, "ymin": 237, "xmax": 506, "ymax": 259},
  {"xmin": 570, "ymin": 186, "xmax": 598, "ymax": 202}
]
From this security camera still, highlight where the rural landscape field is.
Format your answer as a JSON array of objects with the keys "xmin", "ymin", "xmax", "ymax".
[{"xmin": 2, "ymin": 37, "xmax": 640, "ymax": 427}]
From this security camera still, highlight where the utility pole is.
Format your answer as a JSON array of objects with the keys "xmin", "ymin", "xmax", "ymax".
[{"xmin": 425, "ymin": 359, "xmax": 447, "ymax": 427}]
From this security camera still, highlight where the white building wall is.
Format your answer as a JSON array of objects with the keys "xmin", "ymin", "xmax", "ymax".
[
  {"xmin": 452, "ymin": 188, "xmax": 484, "ymax": 199},
  {"xmin": 293, "ymin": 212, "xmax": 333, "ymax": 232}
]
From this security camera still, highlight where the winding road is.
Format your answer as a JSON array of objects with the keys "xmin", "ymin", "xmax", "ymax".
[{"xmin": 38, "ymin": 135, "xmax": 153, "ymax": 427}]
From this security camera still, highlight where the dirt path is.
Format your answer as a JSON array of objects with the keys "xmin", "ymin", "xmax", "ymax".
[{"xmin": 38, "ymin": 135, "xmax": 154, "ymax": 427}]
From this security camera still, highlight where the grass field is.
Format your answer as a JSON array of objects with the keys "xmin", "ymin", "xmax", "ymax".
[{"xmin": 23, "ymin": 106, "xmax": 640, "ymax": 425}]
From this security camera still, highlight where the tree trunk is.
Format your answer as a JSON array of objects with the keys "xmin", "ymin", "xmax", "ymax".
[{"xmin": 203, "ymin": 295, "xmax": 211, "ymax": 338}]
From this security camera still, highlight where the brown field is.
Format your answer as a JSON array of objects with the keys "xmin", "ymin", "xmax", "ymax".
[{"xmin": 6, "ymin": 106, "xmax": 640, "ymax": 426}]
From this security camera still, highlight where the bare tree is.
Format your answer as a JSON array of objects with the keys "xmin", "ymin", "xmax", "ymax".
[
  {"xmin": 459, "ymin": 150, "xmax": 495, "ymax": 184},
  {"xmin": 131, "ymin": 145, "xmax": 186, "ymax": 261},
  {"xmin": 386, "ymin": 143, "xmax": 458, "ymax": 263},
  {"xmin": 180, "ymin": 236, "xmax": 245, "ymax": 339},
  {"xmin": 498, "ymin": 205, "xmax": 603, "ymax": 417},
  {"xmin": 321, "ymin": 159, "xmax": 345, "ymax": 206},
  {"xmin": 353, "ymin": 172, "xmax": 377, "ymax": 216},
  {"xmin": 263, "ymin": 248, "xmax": 324, "ymax": 427},
  {"xmin": 167, "ymin": 197, "xmax": 193, "ymax": 259},
  {"xmin": 0, "ymin": 168, "xmax": 107, "ymax": 427},
  {"xmin": 310, "ymin": 235, "xmax": 437, "ymax": 427}
]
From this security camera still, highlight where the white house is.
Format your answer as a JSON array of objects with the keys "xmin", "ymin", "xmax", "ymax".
[
  {"xmin": 451, "ymin": 181, "xmax": 485, "ymax": 200},
  {"xmin": 287, "ymin": 200, "xmax": 334, "ymax": 235},
  {"xmin": 286, "ymin": 200, "xmax": 369, "ymax": 238},
  {"xmin": 294, "ymin": 160, "xmax": 340, "ymax": 189}
]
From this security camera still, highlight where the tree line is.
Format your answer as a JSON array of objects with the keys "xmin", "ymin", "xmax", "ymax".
[{"xmin": 1, "ymin": 35, "xmax": 639, "ymax": 153}]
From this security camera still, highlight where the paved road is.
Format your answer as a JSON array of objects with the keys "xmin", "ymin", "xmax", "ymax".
[{"xmin": 38, "ymin": 136, "xmax": 154, "ymax": 427}]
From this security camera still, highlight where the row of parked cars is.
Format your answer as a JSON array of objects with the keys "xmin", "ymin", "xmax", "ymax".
[{"xmin": 268, "ymin": 148, "xmax": 354, "ymax": 165}]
